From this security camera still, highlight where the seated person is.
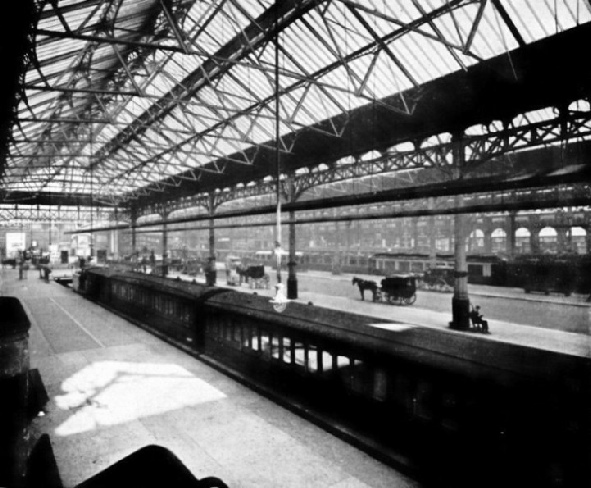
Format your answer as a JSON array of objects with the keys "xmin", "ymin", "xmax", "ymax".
[{"xmin": 469, "ymin": 305, "xmax": 489, "ymax": 333}]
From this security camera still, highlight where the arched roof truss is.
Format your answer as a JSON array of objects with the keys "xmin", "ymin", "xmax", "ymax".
[{"xmin": 1, "ymin": 0, "xmax": 591, "ymax": 209}]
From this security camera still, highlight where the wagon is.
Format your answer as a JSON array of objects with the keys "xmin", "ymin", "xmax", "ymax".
[
  {"xmin": 237, "ymin": 265, "xmax": 270, "ymax": 289},
  {"xmin": 376, "ymin": 274, "xmax": 418, "ymax": 305}
]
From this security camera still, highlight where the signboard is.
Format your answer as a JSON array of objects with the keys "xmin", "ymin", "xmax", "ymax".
[
  {"xmin": 49, "ymin": 244, "xmax": 60, "ymax": 263},
  {"xmin": 6, "ymin": 233, "xmax": 26, "ymax": 255}
]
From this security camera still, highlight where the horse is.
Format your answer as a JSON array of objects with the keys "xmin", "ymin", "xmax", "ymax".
[{"xmin": 352, "ymin": 277, "xmax": 378, "ymax": 301}]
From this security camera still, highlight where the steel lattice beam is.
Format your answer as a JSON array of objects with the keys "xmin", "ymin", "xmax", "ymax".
[{"xmin": 129, "ymin": 109, "xmax": 591, "ymax": 218}]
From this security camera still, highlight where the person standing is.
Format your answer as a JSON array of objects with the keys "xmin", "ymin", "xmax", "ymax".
[{"xmin": 149, "ymin": 250, "xmax": 156, "ymax": 274}]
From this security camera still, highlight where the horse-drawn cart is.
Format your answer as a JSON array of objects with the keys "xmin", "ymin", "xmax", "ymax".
[
  {"xmin": 238, "ymin": 265, "xmax": 270, "ymax": 289},
  {"xmin": 353, "ymin": 274, "xmax": 417, "ymax": 305}
]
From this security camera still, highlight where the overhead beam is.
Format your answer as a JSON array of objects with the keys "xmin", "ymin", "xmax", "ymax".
[
  {"xmin": 91, "ymin": 0, "xmax": 320, "ymax": 165},
  {"xmin": 24, "ymin": 84, "xmax": 140, "ymax": 97},
  {"xmin": 129, "ymin": 21, "xmax": 591, "ymax": 206},
  {"xmin": 76, "ymin": 162, "xmax": 591, "ymax": 233},
  {"xmin": 36, "ymin": 28, "xmax": 190, "ymax": 54},
  {"xmin": 0, "ymin": 191, "xmax": 116, "ymax": 207}
]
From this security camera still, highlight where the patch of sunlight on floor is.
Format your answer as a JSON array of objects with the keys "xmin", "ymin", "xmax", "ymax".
[
  {"xmin": 368, "ymin": 323, "xmax": 417, "ymax": 332},
  {"xmin": 54, "ymin": 361, "xmax": 226, "ymax": 436}
]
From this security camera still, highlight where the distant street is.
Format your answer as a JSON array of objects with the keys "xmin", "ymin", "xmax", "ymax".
[{"xmin": 292, "ymin": 271, "xmax": 591, "ymax": 335}]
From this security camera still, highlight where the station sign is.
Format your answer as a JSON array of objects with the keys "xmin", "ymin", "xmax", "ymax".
[{"xmin": 6, "ymin": 233, "xmax": 26, "ymax": 254}]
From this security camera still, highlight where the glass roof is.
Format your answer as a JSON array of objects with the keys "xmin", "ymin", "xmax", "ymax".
[{"xmin": 3, "ymin": 0, "xmax": 591, "ymax": 203}]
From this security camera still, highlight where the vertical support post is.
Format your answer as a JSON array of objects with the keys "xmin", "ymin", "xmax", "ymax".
[
  {"xmin": 162, "ymin": 210, "xmax": 169, "ymax": 277},
  {"xmin": 130, "ymin": 207, "xmax": 138, "ymax": 258},
  {"xmin": 411, "ymin": 217, "xmax": 420, "ymax": 252},
  {"xmin": 530, "ymin": 227, "xmax": 541, "ymax": 254},
  {"xmin": 287, "ymin": 174, "xmax": 298, "ymax": 299},
  {"xmin": 274, "ymin": 16, "xmax": 282, "ymax": 286},
  {"xmin": 206, "ymin": 193, "xmax": 216, "ymax": 286},
  {"xmin": 345, "ymin": 220, "xmax": 352, "ymax": 268},
  {"xmin": 556, "ymin": 228, "xmax": 568, "ymax": 254},
  {"xmin": 507, "ymin": 211, "xmax": 517, "ymax": 256},
  {"xmin": 112, "ymin": 207, "xmax": 119, "ymax": 260},
  {"xmin": 483, "ymin": 217, "xmax": 493, "ymax": 254},
  {"xmin": 332, "ymin": 208, "xmax": 342, "ymax": 275},
  {"xmin": 450, "ymin": 132, "xmax": 470, "ymax": 331},
  {"xmin": 566, "ymin": 226, "xmax": 573, "ymax": 253},
  {"xmin": 428, "ymin": 197, "xmax": 437, "ymax": 268}
]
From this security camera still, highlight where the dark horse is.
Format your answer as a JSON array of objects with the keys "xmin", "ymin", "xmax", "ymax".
[{"xmin": 352, "ymin": 277, "xmax": 378, "ymax": 301}]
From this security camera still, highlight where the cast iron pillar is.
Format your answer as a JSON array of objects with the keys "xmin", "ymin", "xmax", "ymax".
[
  {"xmin": 530, "ymin": 227, "xmax": 541, "ymax": 254},
  {"xmin": 411, "ymin": 217, "xmax": 420, "ymax": 252},
  {"xmin": 286, "ymin": 174, "xmax": 297, "ymax": 298},
  {"xmin": 449, "ymin": 132, "xmax": 470, "ymax": 331},
  {"xmin": 206, "ymin": 193, "xmax": 217, "ymax": 286},
  {"xmin": 507, "ymin": 211, "xmax": 517, "ymax": 256},
  {"xmin": 161, "ymin": 210, "xmax": 169, "ymax": 277},
  {"xmin": 130, "ymin": 207, "xmax": 138, "ymax": 258},
  {"xmin": 332, "ymin": 208, "xmax": 343, "ymax": 274},
  {"xmin": 428, "ymin": 197, "xmax": 437, "ymax": 267}
]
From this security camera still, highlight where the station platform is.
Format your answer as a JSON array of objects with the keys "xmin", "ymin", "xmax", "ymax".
[{"xmin": 0, "ymin": 268, "xmax": 417, "ymax": 488}]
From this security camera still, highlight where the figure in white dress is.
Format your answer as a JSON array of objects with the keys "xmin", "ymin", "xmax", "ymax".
[{"xmin": 270, "ymin": 283, "xmax": 289, "ymax": 312}]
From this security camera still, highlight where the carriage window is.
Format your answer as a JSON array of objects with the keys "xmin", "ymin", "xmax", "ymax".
[{"xmin": 468, "ymin": 264, "xmax": 483, "ymax": 277}]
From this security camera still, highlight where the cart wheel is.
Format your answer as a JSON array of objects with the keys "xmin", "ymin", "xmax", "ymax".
[{"xmin": 405, "ymin": 294, "xmax": 417, "ymax": 305}]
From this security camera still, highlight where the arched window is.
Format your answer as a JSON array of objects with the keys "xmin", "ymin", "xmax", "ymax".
[
  {"xmin": 491, "ymin": 228, "xmax": 507, "ymax": 253},
  {"xmin": 571, "ymin": 227, "xmax": 586, "ymax": 254},
  {"xmin": 468, "ymin": 229, "xmax": 485, "ymax": 251},
  {"xmin": 515, "ymin": 228, "xmax": 531, "ymax": 254},
  {"xmin": 539, "ymin": 227, "xmax": 558, "ymax": 254}
]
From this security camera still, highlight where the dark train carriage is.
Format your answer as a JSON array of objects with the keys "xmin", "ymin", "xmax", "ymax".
[
  {"xmin": 252, "ymin": 250, "xmax": 308, "ymax": 271},
  {"xmin": 369, "ymin": 252, "xmax": 451, "ymax": 276},
  {"xmin": 505, "ymin": 254, "xmax": 588, "ymax": 296},
  {"xmin": 466, "ymin": 254, "xmax": 508, "ymax": 286},
  {"xmin": 368, "ymin": 252, "xmax": 507, "ymax": 286},
  {"xmin": 342, "ymin": 253, "xmax": 370, "ymax": 274}
]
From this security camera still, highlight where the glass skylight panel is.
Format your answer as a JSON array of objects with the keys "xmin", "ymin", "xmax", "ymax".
[
  {"xmin": 504, "ymin": 1, "xmax": 552, "ymax": 41},
  {"xmin": 288, "ymin": 19, "xmax": 341, "ymax": 71},
  {"xmin": 322, "ymin": 6, "xmax": 374, "ymax": 50},
  {"xmin": 6, "ymin": 0, "xmax": 590, "ymax": 200}
]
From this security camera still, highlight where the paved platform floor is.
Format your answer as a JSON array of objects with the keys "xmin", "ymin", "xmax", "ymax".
[{"xmin": 0, "ymin": 269, "xmax": 417, "ymax": 488}]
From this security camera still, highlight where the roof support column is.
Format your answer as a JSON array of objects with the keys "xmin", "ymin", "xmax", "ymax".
[
  {"xmin": 206, "ymin": 193, "xmax": 217, "ymax": 286},
  {"xmin": 507, "ymin": 211, "xmax": 517, "ymax": 257},
  {"xmin": 332, "ymin": 208, "xmax": 343, "ymax": 275},
  {"xmin": 450, "ymin": 132, "xmax": 470, "ymax": 331},
  {"xmin": 130, "ymin": 207, "xmax": 138, "ymax": 258},
  {"xmin": 428, "ymin": 198, "xmax": 437, "ymax": 267},
  {"xmin": 161, "ymin": 208, "xmax": 169, "ymax": 277},
  {"xmin": 287, "ymin": 173, "xmax": 298, "ymax": 299}
]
